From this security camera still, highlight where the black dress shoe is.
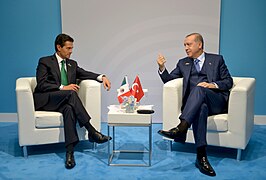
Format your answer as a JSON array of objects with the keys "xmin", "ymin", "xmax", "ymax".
[
  {"xmin": 157, "ymin": 127, "xmax": 186, "ymax": 144},
  {"xmin": 195, "ymin": 156, "xmax": 216, "ymax": 176},
  {"xmin": 65, "ymin": 151, "xmax": 76, "ymax": 169},
  {"xmin": 89, "ymin": 131, "xmax": 112, "ymax": 144}
]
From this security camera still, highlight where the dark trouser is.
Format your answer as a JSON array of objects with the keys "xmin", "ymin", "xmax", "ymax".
[
  {"xmin": 179, "ymin": 86, "xmax": 227, "ymax": 147},
  {"xmin": 40, "ymin": 90, "xmax": 91, "ymax": 147}
]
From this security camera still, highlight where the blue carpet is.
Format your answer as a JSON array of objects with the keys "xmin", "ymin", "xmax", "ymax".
[{"xmin": 0, "ymin": 122, "xmax": 266, "ymax": 179}]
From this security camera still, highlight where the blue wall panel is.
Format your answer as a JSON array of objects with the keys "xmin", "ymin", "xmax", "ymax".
[
  {"xmin": 220, "ymin": 0, "xmax": 266, "ymax": 115},
  {"xmin": 0, "ymin": 0, "xmax": 61, "ymax": 112}
]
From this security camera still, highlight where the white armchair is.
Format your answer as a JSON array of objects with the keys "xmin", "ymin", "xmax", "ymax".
[
  {"xmin": 162, "ymin": 77, "xmax": 256, "ymax": 160},
  {"xmin": 16, "ymin": 77, "xmax": 101, "ymax": 157}
]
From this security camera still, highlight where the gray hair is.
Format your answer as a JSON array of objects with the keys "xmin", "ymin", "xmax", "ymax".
[{"xmin": 186, "ymin": 33, "xmax": 204, "ymax": 49}]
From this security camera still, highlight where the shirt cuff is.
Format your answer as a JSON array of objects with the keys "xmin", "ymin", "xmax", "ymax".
[
  {"xmin": 212, "ymin": 82, "xmax": 219, "ymax": 88},
  {"xmin": 59, "ymin": 85, "xmax": 64, "ymax": 90},
  {"xmin": 158, "ymin": 68, "xmax": 165, "ymax": 74},
  {"xmin": 97, "ymin": 74, "xmax": 106, "ymax": 82}
]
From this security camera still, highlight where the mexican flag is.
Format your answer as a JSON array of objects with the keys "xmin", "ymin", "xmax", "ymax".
[{"xmin": 117, "ymin": 76, "xmax": 132, "ymax": 103}]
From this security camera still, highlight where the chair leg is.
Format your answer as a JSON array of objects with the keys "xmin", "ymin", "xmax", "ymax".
[
  {"xmin": 237, "ymin": 149, "xmax": 242, "ymax": 161},
  {"xmin": 169, "ymin": 140, "xmax": 173, "ymax": 151},
  {"xmin": 23, "ymin": 146, "xmax": 28, "ymax": 158},
  {"xmin": 92, "ymin": 142, "xmax": 97, "ymax": 151}
]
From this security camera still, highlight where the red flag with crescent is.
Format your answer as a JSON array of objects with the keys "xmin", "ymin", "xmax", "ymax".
[{"xmin": 130, "ymin": 75, "xmax": 144, "ymax": 102}]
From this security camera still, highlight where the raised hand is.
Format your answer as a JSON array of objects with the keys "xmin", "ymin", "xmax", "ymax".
[{"xmin": 157, "ymin": 53, "xmax": 166, "ymax": 72}]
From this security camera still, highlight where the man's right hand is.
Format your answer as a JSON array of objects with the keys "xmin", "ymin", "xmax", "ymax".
[
  {"xmin": 62, "ymin": 84, "xmax": 80, "ymax": 92},
  {"xmin": 157, "ymin": 53, "xmax": 166, "ymax": 72}
]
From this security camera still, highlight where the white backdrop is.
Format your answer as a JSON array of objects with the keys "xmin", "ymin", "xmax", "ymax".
[{"xmin": 61, "ymin": 0, "xmax": 221, "ymax": 122}]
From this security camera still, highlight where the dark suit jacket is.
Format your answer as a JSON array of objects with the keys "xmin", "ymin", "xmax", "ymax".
[
  {"xmin": 34, "ymin": 54, "xmax": 101, "ymax": 110},
  {"xmin": 159, "ymin": 53, "xmax": 233, "ymax": 109}
]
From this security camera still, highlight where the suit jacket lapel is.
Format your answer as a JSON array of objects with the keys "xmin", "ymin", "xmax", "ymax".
[
  {"xmin": 66, "ymin": 59, "xmax": 74, "ymax": 83},
  {"xmin": 183, "ymin": 58, "xmax": 193, "ymax": 93},
  {"xmin": 51, "ymin": 55, "xmax": 61, "ymax": 82},
  {"xmin": 183, "ymin": 58, "xmax": 193, "ymax": 78},
  {"xmin": 204, "ymin": 53, "xmax": 214, "ymax": 82}
]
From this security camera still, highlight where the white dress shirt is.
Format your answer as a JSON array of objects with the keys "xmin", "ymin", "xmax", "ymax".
[{"xmin": 55, "ymin": 53, "xmax": 105, "ymax": 89}]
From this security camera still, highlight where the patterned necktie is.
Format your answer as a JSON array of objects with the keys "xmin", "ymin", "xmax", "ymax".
[
  {"xmin": 194, "ymin": 59, "xmax": 200, "ymax": 72},
  {"xmin": 61, "ymin": 60, "xmax": 68, "ymax": 85}
]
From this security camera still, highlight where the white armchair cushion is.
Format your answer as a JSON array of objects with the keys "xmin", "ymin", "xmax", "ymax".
[
  {"xmin": 35, "ymin": 111, "xmax": 63, "ymax": 128},
  {"xmin": 185, "ymin": 113, "xmax": 228, "ymax": 132},
  {"xmin": 206, "ymin": 114, "xmax": 228, "ymax": 132}
]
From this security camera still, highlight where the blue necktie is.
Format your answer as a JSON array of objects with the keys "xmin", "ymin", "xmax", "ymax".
[{"xmin": 194, "ymin": 59, "xmax": 200, "ymax": 72}]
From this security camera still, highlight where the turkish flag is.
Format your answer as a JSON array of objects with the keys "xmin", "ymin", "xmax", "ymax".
[{"xmin": 130, "ymin": 75, "xmax": 144, "ymax": 102}]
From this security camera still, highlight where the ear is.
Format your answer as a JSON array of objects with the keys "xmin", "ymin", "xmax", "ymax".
[
  {"xmin": 198, "ymin": 42, "xmax": 203, "ymax": 49},
  {"xmin": 56, "ymin": 44, "xmax": 61, "ymax": 51}
]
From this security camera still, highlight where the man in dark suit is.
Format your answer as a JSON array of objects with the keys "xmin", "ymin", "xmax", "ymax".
[
  {"xmin": 157, "ymin": 33, "xmax": 233, "ymax": 176},
  {"xmin": 34, "ymin": 33, "xmax": 112, "ymax": 169}
]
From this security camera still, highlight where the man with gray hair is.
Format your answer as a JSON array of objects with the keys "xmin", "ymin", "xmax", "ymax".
[{"xmin": 157, "ymin": 33, "xmax": 233, "ymax": 176}]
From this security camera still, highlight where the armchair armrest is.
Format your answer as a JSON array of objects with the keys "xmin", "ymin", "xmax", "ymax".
[
  {"xmin": 16, "ymin": 77, "xmax": 37, "ymax": 146},
  {"xmin": 78, "ymin": 80, "xmax": 101, "ymax": 131},
  {"xmin": 227, "ymin": 77, "xmax": 256, "ymax": 147},
  {"xmin": 162, "ymin": 78, "xmax": 183, "ymax": 130},
  {"xmin": 16, "ymin": 77, "xmax": 36, "ymax": 123}
]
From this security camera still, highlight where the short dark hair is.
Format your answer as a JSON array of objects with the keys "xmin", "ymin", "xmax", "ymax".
[
  {"xmin": 186, "ymin": 33, "xmax": 204, "ymax": 49},
  {"xmin": 54, "ymin": 33, "xmax": 74, "ymax": 52}
]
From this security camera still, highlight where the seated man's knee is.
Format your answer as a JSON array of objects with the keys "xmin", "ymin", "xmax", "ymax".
[
  {"xmin": 200, "ymin": 103, "xmax": 208, "ymax": 113},
  {"xmin": 66, "ymin": 90, "xmax": 79, "ymax": 99},
  {"xmin": 191, "ymin": 86, "xmax": 206, "ymax": 96},
  {"xmin": 193, "ymin": 86, "xmax": 205, "ymax": 92},
  {"xmin": 64, "ymin": 104, "xmax": 73, "ymax": 113}
]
